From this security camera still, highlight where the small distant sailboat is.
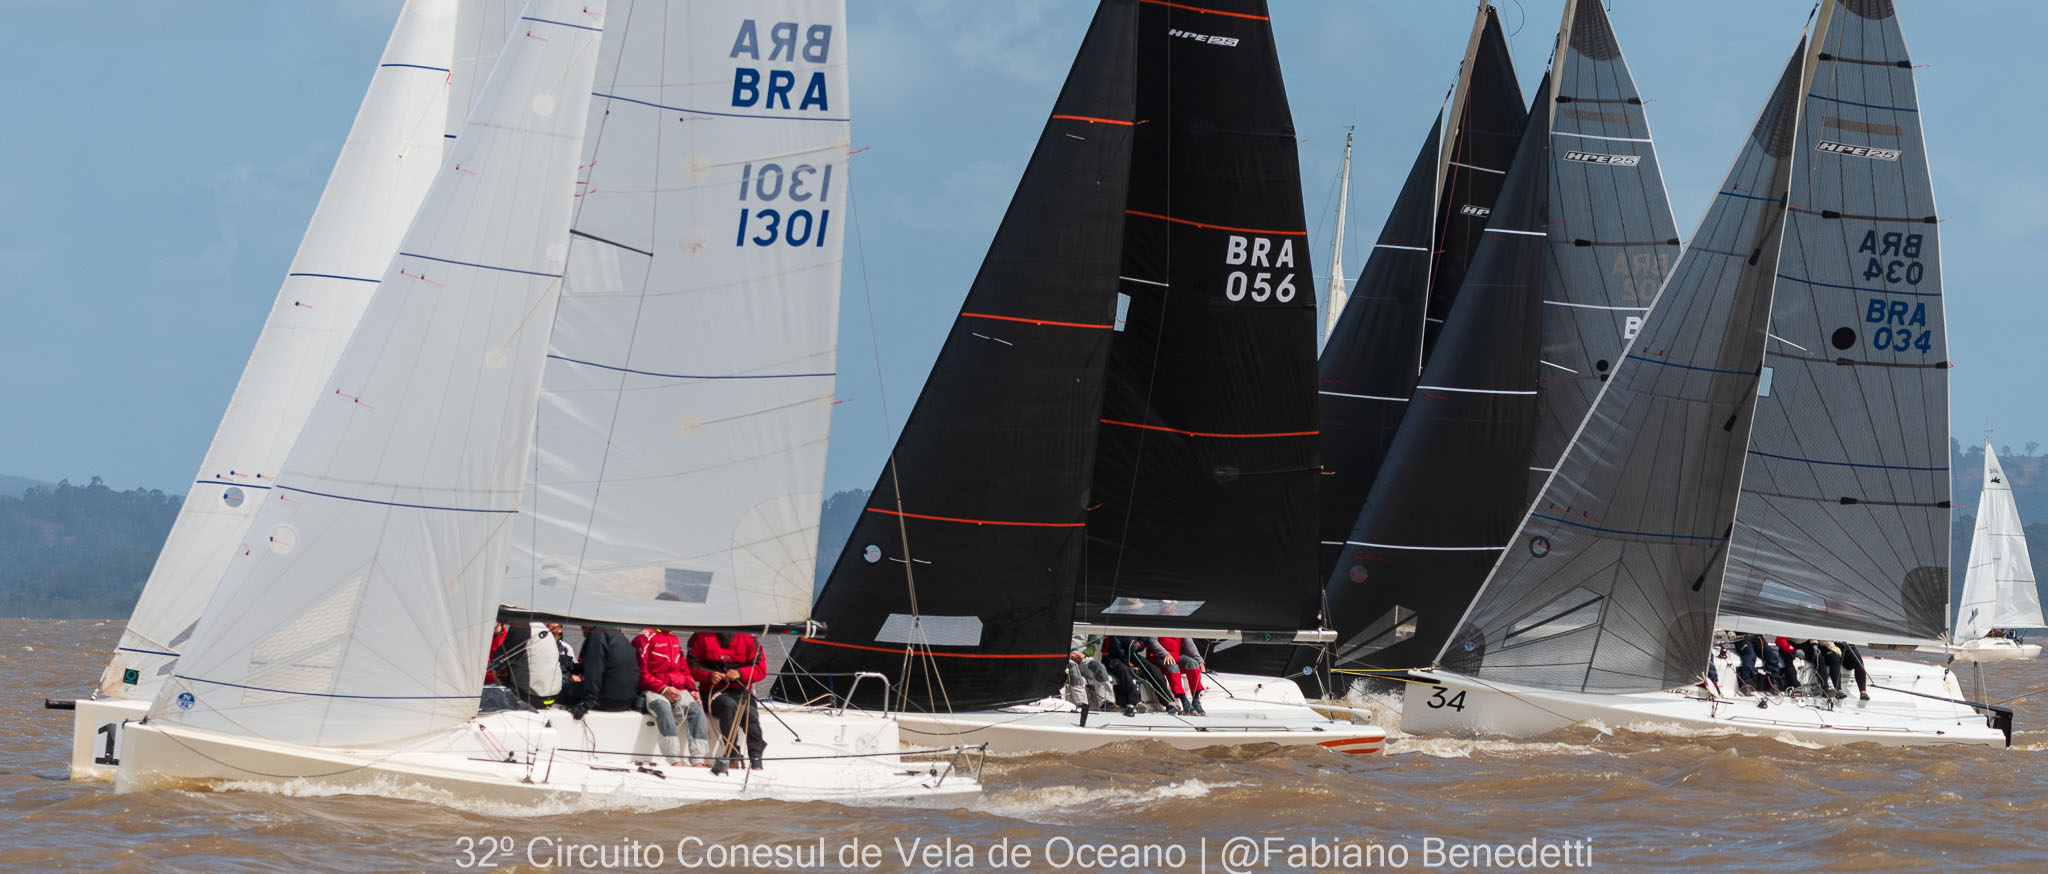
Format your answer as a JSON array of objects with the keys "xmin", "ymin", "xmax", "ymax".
[{"xmin": 1951, "ymin": 442, "xmax": 2045, "ymax": 661}]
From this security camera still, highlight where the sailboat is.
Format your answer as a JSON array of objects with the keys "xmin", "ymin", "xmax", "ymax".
[
  {"xmin": 59, "ymin": 0, "xmax": 506, "ymax": 781},
  {"xmin": 1209, "ymin": 0, "xmax": 1531, "ymax": 688},
  {"xmin": 1400, "ymin": 0, "xmax": 2009, "ymax": 747},
  {"xmin": 1951, "ymin": 442, "xmax": 2045, "ymax": 660},
  {"xmin": 1320, "ymin": 0, "xmax": 1678, "ymax": 681},
  {"xmin": 111, "ymin": 0, "xmax": 981, "ymax": 805},
  {"xmin": 776, "ymin": 0, "xmax": 1383, "ymax": 756}
]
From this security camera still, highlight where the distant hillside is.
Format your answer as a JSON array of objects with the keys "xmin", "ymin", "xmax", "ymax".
[
  {"xmin": 0, "ymin": 474, "xmax": 55, "ymax": 497},
  {"xmin": 0, "ymin": 478, "xmax": 181, "ymax": 618},
  {"xmin": 1952, "ymin": 439, "xmax": 2048, "ymax": 525}
]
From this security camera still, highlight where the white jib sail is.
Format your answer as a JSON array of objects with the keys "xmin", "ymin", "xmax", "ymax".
[
  {"xmin": 502, "ymin": 0, "xmax": 849, "ymax": 629},
  {"xmin": 151, "ymin": 0, "xmax": 606, "ymax": 748},
  {"xmin": 1956, "ymin": 442, "xmax": 2045, "ymax": 639},
  {"xmin": 99, "ymin": 0, "xmax": 461, "ymax": 701}
]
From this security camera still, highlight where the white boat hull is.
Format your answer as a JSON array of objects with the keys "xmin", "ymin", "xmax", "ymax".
[
  {"xmin": 894, "ymin": 672, "xmax": 1385, "ymax": 756},
  {"xmin": 1950, "ymin": 637, "xmax": 2042, "ymax": 662},
  {"xmin": 111, "ymin": 703, "xmax": 980, "ymax": 808},
  {"xmin": 1400, "ymin": 655, "xmax": 2006, "ymax": 747},
  {"xmin": 65, "ymin": 697, "xmax": 152, "ymax": 780}
]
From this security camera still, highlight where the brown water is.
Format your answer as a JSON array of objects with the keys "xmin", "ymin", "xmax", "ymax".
[{"xmin": 6, "ymin": 618, "xmax": 2047, "ymax": 873}]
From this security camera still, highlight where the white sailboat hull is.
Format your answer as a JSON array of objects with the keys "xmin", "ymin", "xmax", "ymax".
[
  {"xmin": 65, "ymin": 697, "xmax": 151, "ymax": 780},
  {"xmin": 112, "ymin": 704, "xmax": 980, "ymax": 808},
  {"xmin": 893, "ymin": 673, "xmax": 1384, "ymax": 756},
  {"xmin": 1950, "ymin": 637, "xmax": 2043, "ymax": 662},
  {"xmin": 1399, "ymin": 655, "xmax": 2005, "ymax": 747}
]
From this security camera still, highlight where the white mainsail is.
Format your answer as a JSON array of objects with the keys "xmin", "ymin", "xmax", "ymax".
[
  {"xmin": 99, "ymin": 0, "xmax": 462, "ymax": 700},
  {"xmin": 152, "ymin": 0, "xmax": 606, "ymax": 747},
  {"xmin": 1956, "ymin": 442, "xmax": 2045, "ymax": 640},
  {"xmin": 503, "ymin": 0, "xmax": 849, "ymax": 629}
]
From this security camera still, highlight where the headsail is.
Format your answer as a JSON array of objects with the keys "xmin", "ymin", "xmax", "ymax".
[
  {"xmin": 778, "ymin": 0, "xmax": 1137, "ymax": 711},
  {"xmin": 1078, "ymin": 0, "xmax": 1320, "ymax": 635},
  {"xmin": 1437, "ymin": 34, "xmax": 1812, "ymax": 693},
  {"xmin": 99, "ymin": 0, "xmax": 461, "ymax": 700},
  {"xmin": 1716, "ymin": 0, "xmax": 1952, "ymax": 648},
  {"xmin": 1954, "ymin": 443, "xmax": 2043, "ymax": 639},
  {"xmin": 501, "ymin": 0, "xmax": 849, "ymax": 630},
  {"xmin": 152, "ymin": 0, "xmax": 606, "ymax": 747}
]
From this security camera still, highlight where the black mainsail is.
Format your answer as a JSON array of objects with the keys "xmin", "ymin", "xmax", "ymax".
[
  {"xmin": 778, "ymin": 1, "xmax": 1138, "ymax": 710},
  {"xmin": 1438, "ymin": 34, "xmax": 1811, "ymax": 693},
  {"xmin": 1077, "ymin": 0, "xmax": 1321, "ymax": 635},
  {"xmin": 1716, "ymin": 0, "xmax": 1953, "ymax": 648}
]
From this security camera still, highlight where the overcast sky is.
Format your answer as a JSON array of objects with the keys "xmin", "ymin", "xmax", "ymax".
[{"xmin": 3, "ymin": 1, "xmax": 2040, "ymax": 495}]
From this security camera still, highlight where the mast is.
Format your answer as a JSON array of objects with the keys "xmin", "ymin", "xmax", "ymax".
[
  {"xmin": 1321, "ymin": 128, "xmax": 1354, "ymax": 349},
  {"xmin": 1435, "ymin": 0, "xmax": 1493, "ymax": 207}
]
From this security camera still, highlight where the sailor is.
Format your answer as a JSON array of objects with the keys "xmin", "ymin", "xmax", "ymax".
[
  {"xmin": 568, "ymin": 624, "xmax": 640, "ymax": 714},
  {"xmin": 1099, "ymin": 636, "xmax": 1144, "ymax": 717},
  {"xmin": 1064, "ymin": 634, "xmax": 1114, "ymax": 710},
  {"xmin": 633, "ymin": 627, "xmax": 711, "ymax": 767},
  {"xmin": 1836, "ymin": 641, "xmax": 1871, "ymax": 701},
  {"xmin": 689, "ymin": 631, "xmax": 768, "ymax": 774},
  {"xmin": 1147, "ymin": 637, "xmax": 1207, "ymax": 716}
]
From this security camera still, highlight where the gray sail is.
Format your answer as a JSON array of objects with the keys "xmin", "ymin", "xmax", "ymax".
[
  {"xmin": 1529, "ymin": 0, "xmax": 1681, "ymax": 496},
  {"xmin": 1437, "ymin": 36, "xmax": 1810, "ymax": 694},
  {"xmin": 1717, "ymin": 0, "xmax": 1950, "ymax": 647}
]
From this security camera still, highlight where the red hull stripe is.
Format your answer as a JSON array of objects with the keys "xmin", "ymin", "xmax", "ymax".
[
  {"xmin": 1099, "ymin": 418, "xmax": 1318, "ymax": 439},
  {"xmin": 961, "ymin": 312, "xmax": 1114, "ymax": 330},
  {"xmin": 1137, "ymin": 0, "xmax": 1270, "ymax": 21},
  {"xmin": 805, "ymin": 638, "xmax": 1066, "ymax": 659},
  {"xmin": 866, "ymin": 507, "xmax": 1086, "ymax": 528},
  {"xmin": 1051, "ymin": 114, "xmax": 1135, "ymax": 126},
  {"xmin": 1124, "ymin": 209, "xmax": 1306, "ymax": 236}
]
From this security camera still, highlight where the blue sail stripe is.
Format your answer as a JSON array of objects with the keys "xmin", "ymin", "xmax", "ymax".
[
  {"xmin": 1808, "ymin": 93, "xmax": 1917, "ymax": 113},
  {"xmin": 277, "ymin": 484, "xmax": 517, "ymax": 515},
  {"xmin": 1775, "ymin": 273, "xmax": 1941, "ymax": 298},
  {"xmin": 1625, "ymin": 355, "xmax": 1754, "ymax": 376},
  {"xmin": 379, "ymin": 63, "xmax": 450, "ymax": 73},
  {"xmin": 179, "ymin": 675, "xmax": 475, "ymax": 700},
  {"xmin": 118, "ymin": 646, "xmax": 179, "ymax": 658},
  {"xmin": 548, "ymin": 354, "xmax": 832, "ymax": 381},
  {"xmin": 397, "ymin": 252, "xmax": 563, "ymax": 279},
  {"xmin": 520, "ymin": 16, "xmax": 602, "ymax": 33},
  {"xmin": 593, "ymin": 91, "xmax": 850, "ymax": 123},
  {"xmin": 194, "ymin": 480, "xmax": 273, "ymax": 490},
  {"xmin": 1530, "ymin": 513, "xmax": 1730, "ymax": 543},
  {"xmin": 1746, "ymin": 449, "xmax": 1947, "ymax": 472},
  {"xmin": 287, "ymin": 272, "xmax": 381, "ymax": 284},
  {"xmin": 1717, "ymin": 190, "xmax": 1785, "ymax": 204}
]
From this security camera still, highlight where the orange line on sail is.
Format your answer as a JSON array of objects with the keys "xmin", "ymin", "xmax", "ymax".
[
  {"xmin": 1099, "ymin": 419, "xmax": 1318, "ymax": 439},
  {"xmin": 1051, "ymin": 114, "xmax": 1135, "ymax": 126},
  {"xmin": 1123, "ymin": 209, "xmax": 1306, "ymax": 236},
  {"xmin": 962, "ymin": 312, "xmax": 1114, "ymax": 330},
  {"xmin": 1137, "ymin": 0, "xmax": 1270, "ymax": 21},
  {"xmin": 804, "ymin": 638, "xmax": 1067, "ymax": 659},
  {"xmin": 866, "ymin": 507, "xmax": 1086, "ymax": 528}
]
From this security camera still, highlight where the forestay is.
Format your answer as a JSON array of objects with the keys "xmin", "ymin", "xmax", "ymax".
[
  {"xmin": 1438, "ymin": 36, "xmax": 1810, "ymax": 693},
  {"xmin": 1955, "ymin": 443, "xmax": 2045, "ymax": 640},
  {"xmin": 99, "ymin": 0, "xmax": 460, "ymax": 701},
  {"xmin": 501, "ymin": 0, "xmax": 849, "ymax": 629},
  {"xmin": 1718, "ymin": 0, "xmax": 1952, "ymax": 648},
  {"xmin": 151, "ymin": 0, "xmax": 605, "ymax": 747}
]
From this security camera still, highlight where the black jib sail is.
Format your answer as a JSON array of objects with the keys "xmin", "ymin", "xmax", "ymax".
[
  {"xmin": 1077, "ymin": 0, "xmax": 1321, "ymax": 635},
  {"xmin": 1717, "ymin": 0, "xmax": 1953, "ymax": 648},
  {"xmin": 1321, "ymin": 77, "xmax": 1555, "ymax": 671},
  {"xmin": 1438, "ymin": 34, "xmax": 1811, "ymax": 693},
  {"xmin": 777, "ymin": 1, "xmax": 1138, "ymax": 711},
  {"xmin": 1421, "ymin": 3, "xmax": 1529, "ymax": 367}
]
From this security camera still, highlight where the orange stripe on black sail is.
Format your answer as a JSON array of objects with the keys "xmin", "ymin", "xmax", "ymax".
[
  {"xmin": 1050, "ymin": 114, "xmax": 1135, "ymax": 126},
  {"xmin": 1099, "ymin": 418, "xmax": 1318, "ymax": 439},
  {"xmin": 804, "ymin": 639, "xmax": 1067, "ymax": 660},
  {"xmin": 1136, "ymin": 0, "xmax": 1269, "ymax": 21},
  {"xmin": 961, "ymin": 312, "xmax": 1113, "ymax": 330},
  {"xmin": 1123, "ymin": 209, "xmax": 1306, "ymax": 237},
  {"xmin": 866, "ymin": 507, "xmax": 1086, "ymax": 528}
]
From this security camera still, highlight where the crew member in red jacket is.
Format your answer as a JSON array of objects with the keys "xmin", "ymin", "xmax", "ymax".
[
  {"xmin": 689, "ymin": 631, "xmax": 767, "ymax": 773},
  {"xmin": 633, "ymin": 628, "xmax": 709, "ymax": 767}
]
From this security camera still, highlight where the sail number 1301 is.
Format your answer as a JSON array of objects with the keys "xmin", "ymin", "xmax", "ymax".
[{"xmin": 736, "ymin": 162, "xmax": 833, "ymax": 248}]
